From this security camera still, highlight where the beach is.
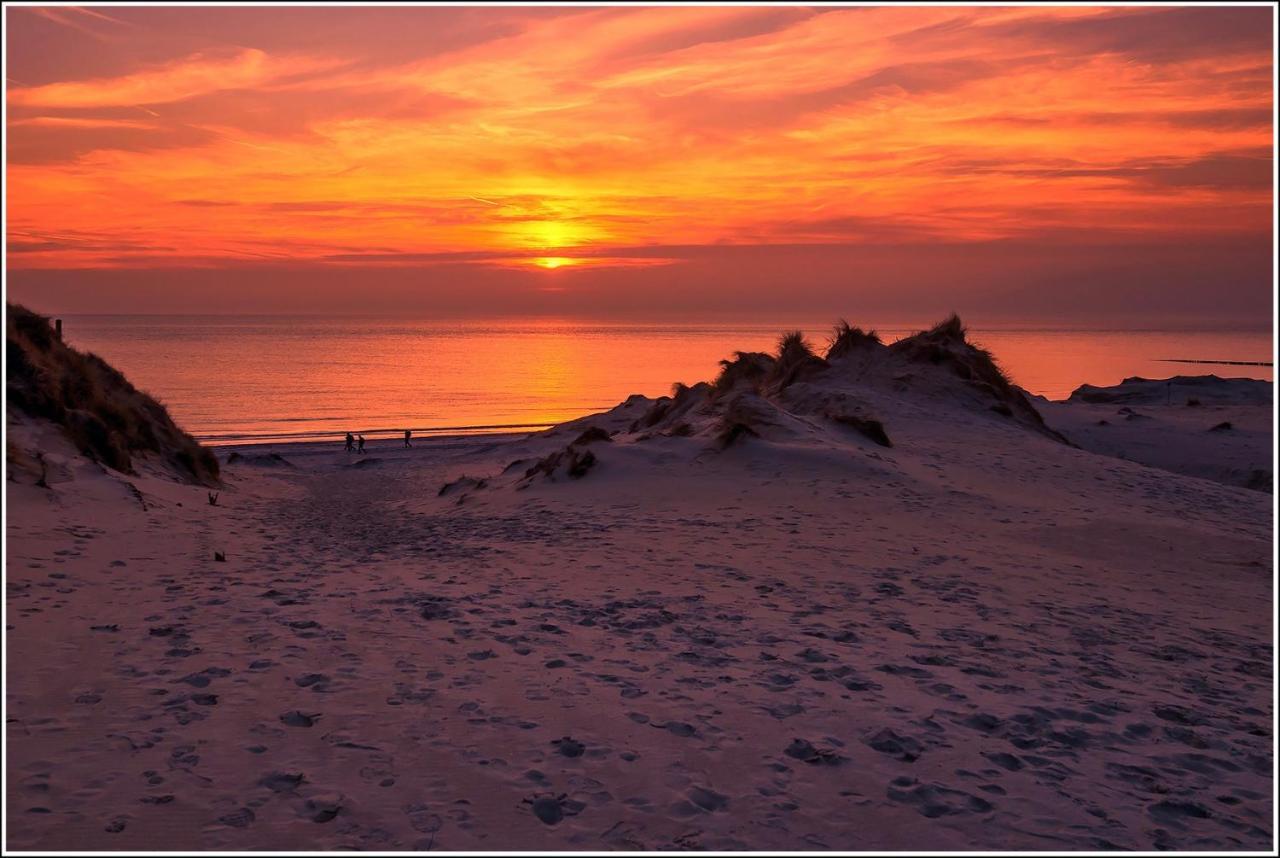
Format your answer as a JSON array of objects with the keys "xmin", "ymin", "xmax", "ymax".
[{"xmin": 6, "ymin": 345, "xmax": 1273, "ymax": 851}]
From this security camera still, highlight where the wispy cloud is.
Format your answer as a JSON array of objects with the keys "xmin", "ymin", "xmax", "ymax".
[
  {"xmin": 9, "ymin": 116, "xmax": 156, "ymax": 129},
  {"xmin": 27, "ymin": 6, "xmax": 134, "ymax": 41},
  {"xmin": 8, "ymin": 48, "xmax": 340, "ymax": 108}
]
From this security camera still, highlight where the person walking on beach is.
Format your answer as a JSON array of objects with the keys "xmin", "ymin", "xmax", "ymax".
[
  {"xmin": 357, "ymin": 434, "xmax": 366, "ymax": 454},
  {"xmin": 404, "ymin": 428, "xmax": 412, "ymax": 448},
  {"xmin": 345, "ymin": 432, "xmax": 355, "ymax": 453}
]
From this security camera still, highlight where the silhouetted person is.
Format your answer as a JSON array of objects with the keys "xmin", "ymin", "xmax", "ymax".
[
  {"xmin": 404, "ymin": 429, "xmax": 412, "ymax": 448},
  {"xmin": 357, "ymin": 434, "xmax": 366, "ymax": 454},
  {"xmin": 345, "ymin": 432, "xmax": 355, "ymax": 453}
]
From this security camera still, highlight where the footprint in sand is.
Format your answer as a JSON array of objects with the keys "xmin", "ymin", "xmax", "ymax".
[
  {"xmin": 784, "ymin": 739, "xmax": 847, "ymax": 766},
  {"xmin": 865, "ymin": 728, "xmax": 924, "ymax": 762},
  {"xmin": 525, "ymin": 793, "xmax": 585, "ymax": 826},
  {"xmin": 303, "ymin": 795, "xmax": 343, "ymax": 823},
  {"xmin": 886, "ymin": 777, "xmax": 994, "ymax": 818},
  {"xmin": 216, "ymin": 808, "xmax": 255, "ymax": 829},
  {"xmin": 279, "ymin": 711, "xmax": 321, "ymax": 727},
  {"xmin": 294, "ymin": 674, "xmax": 331, "ymax": 692},
  {"xmin": 667, "ymin": 783, "xmax": 731, "ymax": 818},
  {"xmin": 1148, "ymin": 800, "xmax": 1212, "ymax": 827},
  {"xmin": 651, "ymin": 720, "xmax": 697, "ymax": 737},
  {"xmin": 259, "ymin": 772, "xmax": 305, "ymax": 793},
  {"xmin": 551, "ymin": 736, "xmax": 585, "ymax": 758},
  {"xmin": 403, "ymin": 803, "xmax": 443, "ymax": 834}
]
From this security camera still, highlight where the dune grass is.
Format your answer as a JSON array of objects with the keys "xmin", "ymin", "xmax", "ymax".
[
  {"xmin": 713, "ymin": 351, "xmax": 774, "ymax": 395},
  {"xmin": 7, "ymin": 303, "xmax": 220, "ymax": 485},
  {"xmin": 825, "ymin": 319, "xmax": 883, "ymax": 360},
  {"xmin": 890, "ymin": 313, "xmax": 1014, "ymax": 394}
]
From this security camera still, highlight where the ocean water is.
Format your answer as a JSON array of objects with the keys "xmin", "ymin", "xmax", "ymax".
[{"xmin": 56, "ymin": 316, "xmax": 1273, "ymax": 445}]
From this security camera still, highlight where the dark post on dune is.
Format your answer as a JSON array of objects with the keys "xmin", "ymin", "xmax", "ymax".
[{"xmin": 55, "ymin": 319, "xmax": 62, "ymax": 341}]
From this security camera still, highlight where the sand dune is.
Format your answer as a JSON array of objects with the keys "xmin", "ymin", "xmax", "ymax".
[
  {"xmin": 7, "ymin": 303, "xmax": 218, "ymax": 487},
  {"xmin": 5, "ymin": 321, "xmax": 1274, "ymax": 851},
  {"xmin": 1033, "ymin": 376, "xmax": 1273, "ymax": 493}
]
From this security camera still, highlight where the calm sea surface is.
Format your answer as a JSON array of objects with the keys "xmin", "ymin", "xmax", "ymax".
[{"xmin": 58, "ymin": 316, "xmax": 1273, "ymax": 444}]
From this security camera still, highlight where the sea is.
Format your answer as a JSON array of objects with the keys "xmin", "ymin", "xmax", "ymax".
[{"xmin": 56, "ymin": 315, "xmax": 1273, "ymax": 445}]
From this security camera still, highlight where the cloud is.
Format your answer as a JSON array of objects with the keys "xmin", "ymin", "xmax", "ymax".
[
  {"xmin": 7, "ymin": 229, "xmax": 175, "ymax": 255},
  {"xmin": 8, "ymin": 116, "xmax": 156, "ymax": 129},
  {"xmin": 26, "ymin": 6, "xmax": 134, "ymax": 41},
  {"xmin": 4, "ymin": 4, "xmax": 1274, "ymax": 284},
  {"xmin": 984, "ymin": 6, "xmax": 1273, "ymax": 65},
  {"xmin": 935, "ymin": 150, "xmax": 1273, "ymax": 191},
  {"xmin": 8, "ymin": 48, "xmax": 340, "ymax": 108},
  {"xmin": 6, "ymin": 120, "xmax": 218, "ymax": 164},
  {"xmin": 969, "ymin": 106, "xmax": 1273, "ymax": 132}
]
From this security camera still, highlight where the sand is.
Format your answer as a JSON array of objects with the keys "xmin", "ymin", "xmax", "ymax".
[
  {"xmin": 1032, "ymin": 376, "xmax": 1273, "ymax": 493},
  {"xmin": 4, "ymin": 371, "xmax": 1274, "ymax": 851}
]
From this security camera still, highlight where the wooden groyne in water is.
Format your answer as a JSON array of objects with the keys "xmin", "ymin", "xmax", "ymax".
[{"xmin": 1156, "ymin": 359, "xmax": 1273, "ymax": 367}]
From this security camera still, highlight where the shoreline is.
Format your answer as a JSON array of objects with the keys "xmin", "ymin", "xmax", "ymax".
[
  {"xmin": 201, "ymin": 425, "xmax": 552, "ymax": 449},
  {"xmin": 212, "ymin": 429, "xmax": 536, "ymax": 456}
]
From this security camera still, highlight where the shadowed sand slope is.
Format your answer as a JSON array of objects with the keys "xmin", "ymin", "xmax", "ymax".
[{"xmin": 5, "ymin": 317, "xmax": 1273, "ymax": 851}]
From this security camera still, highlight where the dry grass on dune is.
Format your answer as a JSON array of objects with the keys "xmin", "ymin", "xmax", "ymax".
[
  {"xmin": 889, "ymin": 313, "xmax": 1013, "ymax": 394},
  {"xmin": 702, "ymin": 315, "xmax": 1066, "ymax": 446},
  {"xmin": 713, "ymin": 350, "xmax": 774, "ymax": 396},
  {"xmin": 766, "ymin": 330, "xmax": 828, "ymax": 391},
  {"xmin": 572, "ymin": 425, "xmax": 613, "ymax": 446},
  {"xmin": 824, "ymin": 319, "xmax": 883, "ymax": 361},
  {"xmin": 890, "ymin": 313, "xmax": 1066, "ymax": 440},
  {"xmin": 713, "ymin": 332, "xmax": 830, "ymax": 399},
  {"xmin": 6, "ymin": 303, "xmax": 220, "ymax": 485},
  {"xmin": 522, "ymin": 445, "xmax": 598, "ymax": 483}
]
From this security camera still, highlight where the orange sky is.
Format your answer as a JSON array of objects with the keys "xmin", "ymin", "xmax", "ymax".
[{"xmin": 4, "ymin": 4, "xmax": 1275, "ymax": 321}]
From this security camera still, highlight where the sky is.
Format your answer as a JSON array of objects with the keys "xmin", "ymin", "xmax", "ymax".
[{"xmin": 4, "ymin": 4, "xmax": 1276, "ymax": 324}]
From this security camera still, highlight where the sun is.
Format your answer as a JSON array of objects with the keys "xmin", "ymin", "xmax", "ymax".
[{"xmin": 534, "ymin": 256, "xmax": 575, "ymax": 269}]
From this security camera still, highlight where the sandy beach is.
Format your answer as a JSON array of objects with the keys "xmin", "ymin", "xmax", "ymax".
[
  {"xmin": 6, "ymin": 3, "xmax": 1276, "ymax": 852},
  {"xmin": 6, "ymin": 324, "xmax": 1273, "ymax": 852}
]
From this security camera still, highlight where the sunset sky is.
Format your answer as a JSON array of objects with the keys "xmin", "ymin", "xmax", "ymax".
[{"xmin": 5, "ymin": 4, "xmax": 1275, "ymax": 322}]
